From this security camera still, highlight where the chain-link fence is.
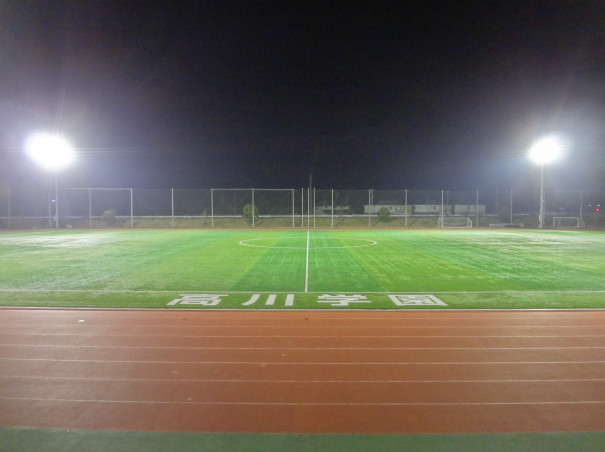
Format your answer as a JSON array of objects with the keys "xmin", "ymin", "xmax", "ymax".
[{"xmin": 1, "ymin": 186, "xmax": 603, "ymax": 229}]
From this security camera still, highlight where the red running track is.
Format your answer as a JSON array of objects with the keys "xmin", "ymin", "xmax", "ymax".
[{"xmin": 1, "ymin": 309, "xmax": 604, "ymax": 434}]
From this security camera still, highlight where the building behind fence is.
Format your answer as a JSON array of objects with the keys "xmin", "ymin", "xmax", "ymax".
[{"xmin": 0, "ymin": 186, "xmax": 603, "ymax": 229}]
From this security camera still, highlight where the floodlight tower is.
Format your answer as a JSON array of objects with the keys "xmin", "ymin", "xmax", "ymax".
[
  {"xmin": 24, "ymin": 132, "xmax": 75, "ymax": 228},
  {"xmin": 528, "ymin": 135, "xmax": 564, "ymax": 229}
]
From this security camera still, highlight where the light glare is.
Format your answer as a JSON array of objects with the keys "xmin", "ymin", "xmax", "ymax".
[
  {"xmin": 528, "ymin": 135, "xmax": 565, "ymax": 164},
  {"xmin": 25, "ymin": 132, "xmax": 75, "ymax": 170}
]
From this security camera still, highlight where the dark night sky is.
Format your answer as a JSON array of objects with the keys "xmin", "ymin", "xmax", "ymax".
[{"xmin": 1, "ymin": 0, "xmax": 605, "ymax": 191}]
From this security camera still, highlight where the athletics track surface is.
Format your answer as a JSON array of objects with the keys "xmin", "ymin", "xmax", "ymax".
[{"xmin": 1, "ymin": 309, "xmax": 604, "ymax": 451}]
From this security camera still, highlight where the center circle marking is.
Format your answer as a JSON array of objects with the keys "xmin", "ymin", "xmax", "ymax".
[{"xmin": 238, "ymin": 237, "xmax": 378, "ymax": 249}]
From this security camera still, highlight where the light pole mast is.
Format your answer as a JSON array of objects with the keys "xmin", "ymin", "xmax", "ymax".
[
  {"xmin": 24, "ymin": 132, "xmax": 75, "ymax": 229},
  {"xmin": 528, "ymin": 135, "xmax": 565, "ymax": 230},
  {"xmin": 55, "ymin": 171, "xmax": 59, "ymax": 229},
  {"xmin": 538, "ymin": 163, "xmax": 544, "ymax": 229}
]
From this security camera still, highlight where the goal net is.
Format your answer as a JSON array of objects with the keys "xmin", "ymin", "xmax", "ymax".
[
  {"xmin": 438, "ymin": 217, "xmax": 472, "ymax": 228},
  {"xmin": 552, "ymin": 217, "xmax": 580, "ymax": 228}
]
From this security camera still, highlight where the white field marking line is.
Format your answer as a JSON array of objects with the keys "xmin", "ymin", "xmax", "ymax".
[
  {"xmin": 2, "ymin": 289, "xmax": 605, "ymax": 294},
  {"xmin": 4, "ymin": 375, "xmax": 605, "ymax": 384},
  {"xmin": 2, "ymin": 358, "xmax": 605, "ymax": 365},
  {"xmin": 4, "ymin": 344, "xmax": 605, "ymax": 351},
  {"xmin": 2, "ymin": 324, "xmax": 602, "ymax": 329},
  {"xmin": 305, "ymin": 229, "xmax": 310, "ymax": 293},
  {"xmin": 238, "ymin": 236, "xmax": 378, "ymax": 250},
  {"xmin": 3, "ymin": 396, "xmax": 605, "ymax": 407}
]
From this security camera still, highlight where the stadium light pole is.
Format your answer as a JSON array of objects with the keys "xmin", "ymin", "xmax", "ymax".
[
  {"xmin": 24, "ymin": 132, "xmax": 75, "ymax": 229},
  {"xmin": 528, "ymin": 135, "xmax": 564, "ymax": 229}
]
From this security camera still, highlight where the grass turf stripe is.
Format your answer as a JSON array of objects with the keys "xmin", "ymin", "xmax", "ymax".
[{"xmin": 2, "ymin": 428, "xmax": 605, "ymax": 452}]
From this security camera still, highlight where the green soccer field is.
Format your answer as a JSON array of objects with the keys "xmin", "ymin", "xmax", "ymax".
[{"xmin": 1, "ymin": 228, "xmax": 604, "ymax": 309}]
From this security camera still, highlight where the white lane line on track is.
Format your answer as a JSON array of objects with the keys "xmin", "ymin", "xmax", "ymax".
[
  {"xmin": 2, "ymin": 358, "xmax": 605, "ymax": 365},
  {"xmin": 2, "ymin": 324, "xmax": 603, "ymax": 330},
  {"xmin": 2, "ymin": 396, "xmax": 605, "ymax": 406},
  {"xmin": 3, "ymin": 344, "xmax": 605, "ymax": 350},
  {"xmin": 4, "ymin": 376, "xmax": 605, "ymax": 383},
  {"xmin": 2, "ymin": 334, "xmax": 605, "ymax": 339},
  {"xmin": 3, "ymin": 312, "xmax": 605, "ymax": 319},
  {"xmin": 4, "ymin": 314, "xmax": 605, "ymax": 319},
  {"xmin": 6, "ymin": 312, "xmax": 605, "ymax": 319}
]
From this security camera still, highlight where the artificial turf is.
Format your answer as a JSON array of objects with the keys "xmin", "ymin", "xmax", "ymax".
[
  {"xmin": 3, "ymin": 428, "xmax": 605, "ymax": 452},
  {"xmin": 1, "ymin": 228, "xmax": 604, "ymax": 309}
]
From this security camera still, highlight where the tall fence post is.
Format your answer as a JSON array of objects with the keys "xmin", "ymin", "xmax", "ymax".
[
  {"xmin": 130, "ymin": 188, "xmax": 133, "ymax": 228},
  {"xmin": 88, "ymin": 188, "xmax": 92, "ymax": 228},
  {"xmin": 171, "ymin": 188, "xmax": 175, "ymax": 228},
  {"xmin": 331, "ymin": 189, "xmax": 334, "ymax": 228},
  {"xmin": 404, "ymin": 189, "xmax": 408, "ymax": 227},
  {"xmin": 252, "ymin": 188, "xmax": 255, "ymax": 228},
  {"xmin": 292, "ymin": 189, "xmax": 295, "ymax": 227},
  {"xmin": 368, "ymin": 189, "xmax": 372, "ymax": 227},
  {"xmin": 211, "ymin": 188, "xmax": 214, "ymax": 228},
  {"xmin": 7, "ymin": 186, "xmax": 11, "ymax": 229},
  {"xmin": 510, "ymin": 191, "xmax": 513, "ymax": 223},
  {"xmin": 54, "ymin": 174, "xmax": 59, "ymax": 229},
  {"xmin": 580, "ymin": 190, "xmax": 584, "ymax": 226},
  {"xmin": 307, "ymin": 188, "xmax": 310, "ymax": 229},
  {"xmin": 300, "ymin": 188, "xmax": 303, "ymax": 228},
  {"xmin": 441, "ymin": 190, "xmax": 444, "ymax": 226},
  {"xmin": 48, "ymin": 185, "xmax": 52, "ymax": 228},
  {"xmin": 313, "ymin": 188, "xmax": 316, "ymax": 228},
  {"xmin": 475, "ymin": 190, "xmax": 479, "ymax": 228}
]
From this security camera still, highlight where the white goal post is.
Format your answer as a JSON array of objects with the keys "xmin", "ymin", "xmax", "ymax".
[
  {"xmin": 552, "ymin": 217, "xmax": 581, "ymax": 228},
  {"xmin": 438, "ymin": 217, "xmax": 472, "ymax": 228}
]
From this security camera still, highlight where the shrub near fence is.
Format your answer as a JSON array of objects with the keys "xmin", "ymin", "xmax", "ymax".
[{"xmin": 0, "ymin": 187, "xmax": 603, "ymax": 229}]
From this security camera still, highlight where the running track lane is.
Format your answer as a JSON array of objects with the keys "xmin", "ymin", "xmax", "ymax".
[{"xmin": 0, "ymin": 309, "xmax": 604, "ymax": 434}]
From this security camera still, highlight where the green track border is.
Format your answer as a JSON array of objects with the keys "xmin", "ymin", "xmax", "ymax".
[{"xmin": 2, "ymin": 428, "xmax": 605, "ymax": 452}]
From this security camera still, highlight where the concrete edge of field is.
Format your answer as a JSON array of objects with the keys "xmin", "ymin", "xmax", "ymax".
[{"xmin": 2, "ymin": 428, "xmax": 605, "ymax": 452}]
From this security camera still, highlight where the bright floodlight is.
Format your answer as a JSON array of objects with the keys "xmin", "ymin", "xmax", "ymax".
[
  {"xmin": 528, "ymin": 135, "xmax": 564, "ymax": 164},
  {"xmin": 25, "ymin": 132, "xmax": 75, "ymax": 170},
  {"xmin": 528, "ymin": 134, "xmax": 568, "ymax": 229}
]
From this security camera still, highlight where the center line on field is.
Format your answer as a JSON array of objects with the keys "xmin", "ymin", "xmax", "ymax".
[{"xmin": 305, "ymin": 229, "xmax": 310, "ymax": 293}]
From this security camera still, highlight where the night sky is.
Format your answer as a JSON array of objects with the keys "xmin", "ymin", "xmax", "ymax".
[{"xmin": 1, "ymin": 0, "xmax": 605, "ymax": 191}]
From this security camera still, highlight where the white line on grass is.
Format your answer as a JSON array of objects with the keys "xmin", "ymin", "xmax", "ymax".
[{"xmin": 305, "ymin": 229, "xmax": 310, "ymax": 293}]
